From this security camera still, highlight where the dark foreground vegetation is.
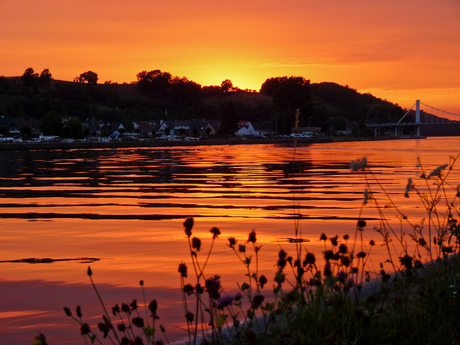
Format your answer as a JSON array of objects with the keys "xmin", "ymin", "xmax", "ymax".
[
  {"xmin": 1, "ymin": 68, "xmax": 406, "ymax": 140},
  {"xmin": 33, "ymin": 154, "xmax": 460, "ymax": 345}
]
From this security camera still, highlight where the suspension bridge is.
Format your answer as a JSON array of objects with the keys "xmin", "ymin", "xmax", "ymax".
[{"xmin": 367, "ymin": 100, "xmax": 460, "ymax": 137}]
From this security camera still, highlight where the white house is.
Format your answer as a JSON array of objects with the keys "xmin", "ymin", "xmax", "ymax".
[
  {"xmin": 159, "ymin": 120, "xmax": 192, "ymax": 136},
  {"xmin": 235, "ymin": 121, "xmax": 255, "ymax": 136}
]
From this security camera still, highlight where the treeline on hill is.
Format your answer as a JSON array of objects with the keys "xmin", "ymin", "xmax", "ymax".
[{"xmin": 0, "ymin": 67, "xmax": 405, "ymax": 137}]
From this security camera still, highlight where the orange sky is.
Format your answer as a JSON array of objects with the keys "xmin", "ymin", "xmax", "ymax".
[{"xmin": 1, "ymin": 0, "xmax": 459, "ymax": 113}]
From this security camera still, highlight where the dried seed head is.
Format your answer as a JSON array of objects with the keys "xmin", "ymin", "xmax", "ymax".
[
  {"xmin": 339, "ymin": 244, "xmax": 348, "ymax": 254},
  {"xmin": 210, "ymin": 227, "xmax": 221, "ymax": 239},
  {"xmin": 76, "ymin": 306, "xmax": 82, "ymax": 318},
  {"xmin": 357, "ymin": 219, "xmax": 367, "ymax": 229},
  {"xmin": 251, "ymin": 294, "xmax": 265, "ymax": 310},
  {"xmin": 277, "ymin": 257, "xmax": 287, "ymax": 269},
  {"xmin": 305, "ymin": 252, "xmax": 316, "ymax": 265},
  {"xmin": 63, "ymin": 307, "xmax": 72, "ymax": 317},
  {"xmin": 178, "ymin": 262, "xmax": 187, "ymax": 278},
  {"xmin": 196, "ymin": 283, "xmax": 204, "ymax": 294},
  {"xmin": 205, "ymin": 277, "xmax": 221, "ymax": 300},
  {"xmin": 357, "ymin": 252, "xmax": 367, "ymax": 259},
  {"xmin": 149, "ymin": 300, "xmax": 158, "ymax": 316},
  {"xmin": 132, "ymin": 317, "xmax": 145, "ymax": 328},
  {"xmin": 121, "ymin": 303, "xmax": 130, "ymax": 313},
  {"xmin": 185, "ymin": 311, "xmax": 194, "ymax": 323},
  {"xmin": 399, "ymin": 254, "xmax": 413, "ymax": 269},
  {"xmin": 183, "ymin": 217, "xmax": 194, "ymax": 237},
  {"xmin": 341, "ymin": 255, "xmax": 351, "ymax": 267},
  {"xmin": 247, "ymin": 230, "xmax": 257, "ymax": 243},
  {"xmin": 183, "ymin": 284, "xmax": 194, "ymax": 296},
  {"xmin": 259, "ymin": 275, "xmax": 268, "ymax": 289},
  {"xmin": 330, "ymin": 236, "xmax": 338, "ymax": 246},
  {"xmin": 98, "ymin": 322, "xmax": 110, "ymax": 338},
  {"xmin": 192, "ymin": 237, "xmax": 202, "ymax": 251},
  {"xmin": 228, "ymin": 237, "xmax": 237, "ymax": 248},
  {"xmin": 80, "ymin": 323, "xmax": 91, "ymax": 335},
  {"xmin": 130, "ymin": 300, "xmax": 138, "ymax": 311},
  {"xmin": 324, "ymin": 250, "xmax": 334, "ymax": 261}
]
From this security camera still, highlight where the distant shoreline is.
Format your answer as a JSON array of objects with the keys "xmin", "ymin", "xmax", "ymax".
[{"xmin": 0, "ymin": 136, "xmax": 423, "ymax": 151}]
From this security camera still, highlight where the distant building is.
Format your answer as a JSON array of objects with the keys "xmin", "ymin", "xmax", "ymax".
[
  {"xmin": 133, "ymin": 120, "xmax": 160, "ymax": 137},
  {"xmin": 159, "ymin": 120, "xmax": 192, "ymax": 137},
  {"xmin": 235, "ymin": 121, "xmax": 255, "ymax": 136},
  {"xmin": 0, "ymin": 116, "xmax": 30, "ymax": 137},
  {"xmin": 236, "ymin": 121, "xmax": 273, "ymax": 137}
]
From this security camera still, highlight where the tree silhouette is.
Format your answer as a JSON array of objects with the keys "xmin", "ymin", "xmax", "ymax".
[
  {"xmin": 260, "ymin": 77, "xmax": 284, "ymax": 96},
  {"xmin": 74, "ymin": 71, "xmax": 98, "ymax": 85},
  {"xmin": 21, "ymin": 68, "xmax": 39, "ymax": 88},
  {"xmin": 137, "ymin": 70, "xmax": 172, "ymax": 96},
  {"xmin": 220, "ymin": 79, "xmax": 233, "ymax": 93},
  {"xmin": 170, "ymin": 77, "xmax": 202, "ymax": 107},
  {"xmin": 261, "ymin": 76, "xmax": 310, "ymax": 112},
  {"xmin": 39, "ymin": 69, "xmax": 52, "ymax": 86},
  {"xmin": 62, "ymin": 119, "xmax": 84, "ymax": 139},
  {"xmin": 40, "ymin": 111, "xmax": 63, "ymax": 136}
]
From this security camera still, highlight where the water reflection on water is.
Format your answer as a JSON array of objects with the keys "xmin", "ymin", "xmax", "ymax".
[{"xmin": 0, "ymin": 137, "xmax": 459, "ymax": 344}]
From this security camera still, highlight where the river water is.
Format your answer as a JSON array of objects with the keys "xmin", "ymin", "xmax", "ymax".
[{"xmin": 1, "ymin": 137, "xmax": 459, "ymax": 344}]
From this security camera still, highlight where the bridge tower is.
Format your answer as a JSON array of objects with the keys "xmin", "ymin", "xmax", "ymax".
[{"xmin": 415, "ymin": 99, "xmax": 421, "ymax": 136}]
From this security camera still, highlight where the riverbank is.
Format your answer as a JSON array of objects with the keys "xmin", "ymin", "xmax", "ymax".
[{"xmin": 0, "ymin": 135, "xmax": 424, "ymax": 151}]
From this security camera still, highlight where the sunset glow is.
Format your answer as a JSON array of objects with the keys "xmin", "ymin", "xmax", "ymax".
[{"xmin": 1, "ymin": 0, "xmax": 460, "ymax": 111}]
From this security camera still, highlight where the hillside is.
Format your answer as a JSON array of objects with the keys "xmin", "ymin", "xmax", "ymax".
[{"xmin": 0, "ymin": 73, "xmax": 405, "ymax": 137}]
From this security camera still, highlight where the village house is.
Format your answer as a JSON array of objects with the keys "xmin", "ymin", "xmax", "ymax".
[
  {"xmin": 133, "ymin": 120, "xmax": 160, "ymax": 137},
  {"xmin": 235, "ymin": 121, "xmax": 255, "ymax": 136},
  {"xmin": 0, "ymin": 116, "xmax": 32, "ymax": 137},
  {"xmin": 235, "ymin": 121, "xmax": 273, "ymax": 138},
  {"xmin": 190, "ymin": 120, "xmax": 220, "ymax": 137},
  {"xmin": 158, "ymin": 119, "xmax": 220, "ymax": 138},
  {"xmin": 158, "ymin": 120, "xmax": 192, "ymax": 137}
]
